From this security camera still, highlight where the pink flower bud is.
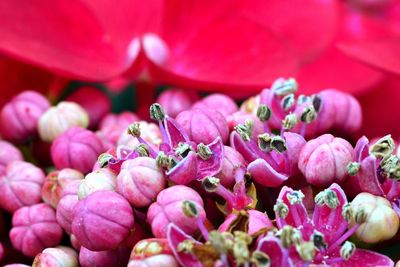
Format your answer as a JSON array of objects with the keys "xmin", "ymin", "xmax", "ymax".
[
  {"xmin": 0, "ymin": 161, "xmax": 45, "ymax": 213},
  {"xmin": 128, "ymin": 238, "xmax": 178, "ymax": 267},
  {"xmin": 72, "ymin": 190, "xmax": 135, "ymax": 251},
  {"xmin": 192, "ymin": 93, "xmax": 238, "ymax": 118},
  {"xmin": 351, "ymin": 192, "xmax": 399, "ymax": 243},
  {"xmin": 98, "ymin": 112, "xmax": 140, "ymax": 145},
  {"xmin": 3, "ymin": 264, "xmax": 31, "ymax": 267},
  {"xmin": 118, "ymin": 121, "xmax": 161, "ymax": 149},
  {"xmin": 79, "ymin": 247, "xmax": 130, "ymax": 267},
  {"xmin": 66, "ymin": 86, "xmax": 111, "ymax": 129},
  {"xmin": 78, "ymin": 168, "xmax": 117, "ymax": 200},
  {"xmin": 218, "ymin": 210, "xmax": 273, "ymax": 236},
  {"xmin": 147, "ymin": 185, "xmax": 206, "ymax": 238},
  {"xmin": 0, "ymin": 242, "xmax": 3, "ymax": 262},
  {"xmin": 56, "ymin": 194, "xmax": 79, "ymax": 234},
  {"xmin": 0, "ymin": 140, "xmax": 23, "ymax": 174},
  {"xmin": 0, "ymin": 91, "xmax": 50, "ymax": 143},
  {"xmin": 117, "ymin": 157, "xmax": 166, "ymax": 207},
  {"xmin": 51, "ymin": 127, "xmax": 104, "ymax": 174},
  {"xmin": 298, "ymin": 134, "xmax": 353, "ymax": 187},
  {"xmin": 156, "ymin": 89, "xmax": 197, "ymax": 118},
  {"xmin": 38, "ymin": 102, "xmax": 89, "ymax": 142},
  {"xmin": 10, "ymin": 203, "xmax": 63, "ymax": 257},
  {"xmin": 176, "ymin": 108, "xmax": 229, "ymax": 144},
  {"xmin": 33, "ymin": 246, "xmax": 78, "ymax": 267},
  {"xmin": 216, "ymin": 146, "xmax": 246, "ymax": 188},
  {"xmin": 41, "ymin": 168, "xmax": 84, "ymax": 208}
]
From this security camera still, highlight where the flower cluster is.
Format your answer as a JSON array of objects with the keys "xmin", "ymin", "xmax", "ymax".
[{"xmin": 0, "ymin": 78, "xmax": 398, "ymax": 267}]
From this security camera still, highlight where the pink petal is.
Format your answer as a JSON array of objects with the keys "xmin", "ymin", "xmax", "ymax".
[
  {"xmin": 339, "ymin": 249, "xmax": 394, "ymax": 267},
  {"xmin": 256, "ymin": 234, "xmax": 293, "ymax": 267},
  {"xmin": 230, "ymin": 132, "xmax": 259, "ymax": 163},
  {"xmin": 248, "ymin": 159, "xmax": 289, "ymax": 187},
  {"xmin": 167, "ymin": 152, "xmax": 198, "ymax": 185},
  {"xmin": 339, "ymin": 39, "xmax": 400, "ymax": 76},
  {"xmin": 354, "ymin": 136, "xmax": 370, "ymax": 162},
  {"xmin": 240, "ymin": 0, "xmax": 339, "ymax": 63},
  {"xmin": 196, "ymin": 138, "xmax": 224, "ymax": 179},
  {"xmin": 164, "ymin": 116, "xmax": 189, "ymax": 148},
  {"xmin": 166, "ymin": 224, "xmax": 202, "ymax": 267},
  {"xmin": 357, "ymin": 155, "xmax": 385, "ymax": 196},
  {"xmin": 150, "ymin": 2, "xmax": 298, "ymax": 92},
  {"xmin": 0, "ymin": 0, "xmax": 159, "ymax": 80}
]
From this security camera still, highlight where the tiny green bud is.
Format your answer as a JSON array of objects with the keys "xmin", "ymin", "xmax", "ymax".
[
  {"xmin": 270, "ymin": 136, "xmax": 287, "ymax": 153},
  {"xmin": 98, "ymin": 153, "xmax": 113, "ymax": 168},
  {"xmin": 340, "ymin": 241, "xmax": 356, "ymax": 260},
  {"xmin": 197, "ymin": 143, "xmax": 213, "ymax": 160},
  {"xmin": 347, "ymin": 162, "xmax": 360, "ymax": 176},
  {"xmin": 182, "ymin": 200, "xmax": 199, "ymax": 218},
  {"xmin": 127, "ymin": 122, "xmax": 141, "ymax": 138},
  {"xmin": 251, "ymin": 251, "xmax": 271, "ymax": 267},
  {"xmin": 281, "ymin": 94, "xmax": 295, "ymax": 112},
  {"xmin": 282, "ymin": 113, "xmax": 298, "ymax": 130},
  {"xmin": 256, "ymin": 104, "xmax": 272, "ymax": 122},
  {"xmin": 150, "ymin": 103, "xmax": 165, "ymax": 121},
  {"xmin": 300, "ymin": 105, "xmax": 317, "ymax": 124},
  {"xmin": 370, "ymin": 134, "xmax": 395, "ymax": 158},
  {"xmin": 274, "ymin": 200, "xmax": 289, "ymax": 219},
  {"xmin": 202, "ymin": 176, "xmax": 220, "ymax": 192}
]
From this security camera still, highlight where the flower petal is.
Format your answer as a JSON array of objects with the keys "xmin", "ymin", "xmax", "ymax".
[
  {"xmin": 248, "ymin": 159, "xmax": 289, "ymax": 187},
  {"xmin": 196, "ymin": 137, "xmax": 224, "ymax": 180},
  {"xmin": 167, "ymin": 151, "xmax": 198, "ymax": 185},
  {"xmin": 354, "ymin": 136, "xmax": 370, "ymax": 162},
  {"xmin": 230, "ymin": 132, "xmax": 258, "ymax": 163},
  {"xmin": 164, "ymin": 116, "xmax": 189, "ymax": 148},
  {"xmin": 342, "ymin": 249, "xmax": 394, "ymax": 267},
  {"xmin": 256, "ymin": 233, "xmax": 293, "ymax": 267},
  {"xmin": 357, "ymin": 155, "xmax": 385, "ymax": 196},
  {"xmin": 167, "ymin": 223, "xmax": 203, "ymax": 267}
]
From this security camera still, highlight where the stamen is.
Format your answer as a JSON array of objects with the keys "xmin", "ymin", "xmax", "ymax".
[
  {"xmin": 177, "ymin": 240, "xmax": 195, "ymax": 253},
  {"xmin": 274, "ymin": 200, "xmax": 289, "ymax": 219},
  {"xmin": 340, "ymin": 241, "xmax": 356, "ymax": 260},
  {"xmin": 300, "ymin": 105, "xmax": 317, "ymax": 124},
  {"xmin": 272, "ymin": 78, "xmax": 298, "ymax": 96},
  {"xmin": 287, "ymin": 190, "xmax": 305, "ymax": 205},
  {"xmin": 135, "ymin": 144, "xmax": 150, "ymax": 157},
  {"xmin": 342, "ymin": 203, "xmax": 353, "ymax": 222},
  {"xmin": 370, "ymin": 134, "xmax": 395, "ymax": 158},
  {"xmin": 297, "ymin": 94, "xmax": 311, "ymax": 105},
  {"xmin": 233, "ymin": 240, "xmax": 250, "ymax": 266},
  {"xmin": 311, "ymin": 230, "xmax": 327, "ymax": 250},
  {"xmin": 312, "ymin": 94, "xmax": 322, "ymax": 112},
  {"xmin": 156, "ymin": 152, "xmax": 170, "ymax": 169},
  {"xmin": 128, "ymin": 122, "xmax": 158, "ymax": 158},
  {"xmin": 258, "ymin": 133, "xmax": 272, "ymax": 150},
  {"xmin": 236, "ymin": 120, "xmax": 254, "ymax": 142},
  {"xmin": 282, "ymin": 113, "xmax": 298, "ymax": 130},
  {"xmin": 149, "ymin": 103, "xmax": 165, "ymax": 121},
  {"xmin": 97, "ymin": 153, "xmax": 113, "ymax": 168},
  {"xmin": 314, "ymin": 191, "xmax": 326, "ymax": 206},
  {"xmin": 347, "ymin": 162, "xmax": 360, "ymax": 176},
  {"xmin": 256, "ymin": 104, "xmax": 272, "ymax": 122},
  {"xmin": 296, "ymin": 241, "xmax": 315, "ymax": 262},
  {"xmin": 251, "ymin": 251, "xmax": 271, "ymax": 267},
  {"xmin": 354, "ymin": 207, "xmax": 368, "ymax": 224},
  {"xmin": 182, "ymin": 200, "xmax": 209, "ymax": 240},
  {"xmin": 281, "ymin": 94, "xmax": 295, "ymax": 112},
  {"xmin": 270, "ymin": 136, "xmax": 287, "ymax": 153},
  {"xmin": 208, "ymin": 231, "xmax": 229, "ymax": 254},
  {"xmin": 202, "ymin": 177, "xmax": 236, "ymax": 209},
  {"xmin": 380, "ymin": 154, "xmax": 399, "ymax": 177},
  {"xmin": 197, "ymin": 143, "xmax": 213, "ymax": 160},
  {"xmin": 324, "ymin": 189, "xmax": 340, "ymax": 209},
  {"xmin": 277, "ymin": 225, "xmax": 302, "ymax": 248}
]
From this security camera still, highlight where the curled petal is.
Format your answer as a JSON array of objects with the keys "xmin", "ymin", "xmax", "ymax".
[
  {"xmin": 230, "ymin": 132, "xmax": 258, "ymax": 163},
  {"xmin": 357, "ymin": 156, "xmax": 385, "ymax": 196},
  {"xmin": 354, "ymin": 136, "xmax": 370, "ymax": 162},
  {"xmin": 196, "ymin": 137, "xmax": 224, "ymax": 179},
  {"xmin": 167, "ymin": 152, "xmax": 198, "ymax": 185},
  {"xmin": 256, "ymin": 233, "xmax": 293, "ymax": 267},
  {"xmin": 284, "ymin": 132, "xmax": 306, "ymax": 175},
  {"xmin": 164, "ymin": 116, "xmax": 190, "ymax": 148},
  {"xmin": 248, "ymin": 159, "xmax": 289, "ymax": 187},
  {"xmin": 167, "ymin": 224, "xmax": 202, "ymax": 267}
]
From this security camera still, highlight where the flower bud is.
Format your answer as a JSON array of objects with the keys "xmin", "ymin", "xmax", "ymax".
[
  {"xmin": 78, "ymin": 168, "xmax": 117, "ymax": 200},
  {"xmin": 33, "ymin": 246, "xmax": 78, "ymax": 267},
  {"xmin": 79, "ymin": 247, "xmax": 130, "ymax": 267},
  {"xmin": 98, "ymin": 111, "xmax": 140, "ymax": 146},
  {"xmin": 118, "ymin": 121, "xmax": 162, "ymax": 150},
  {"xmin": 38, "ymin": 101, "xmax": 89, "ymax": 142},
  {"xmin": 193, "ymin": 93, "xmax": 237, "ymax": 118},
  {"xmin": 351, "ymin": 192, "xmax": 399, "ymax": 243},
  {"xmin": 0, "ymin": 91, "xmax": 50, "ymax": 143},
  {"xmin": 157, "ymin": 88, "xmax": 197, "ymax": 118},
  {"xmin": 128, "ymin": 238, "xmax": 178, "ymax": 267},
  {"xmin": 256, "ymin": 104, "xmax": 272, "ymax": 122},
  {"xmin": 10, "ymin": 204, "xmax": 63, "ymax": 257},
  {"xmin": 0, "ymin": 140, "xmax": 23, "ymax": 175}
]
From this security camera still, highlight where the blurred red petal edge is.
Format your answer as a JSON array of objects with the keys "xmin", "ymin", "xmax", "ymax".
[
  {"xmin": 296, "ymin": 45, "xmax": 383, "ymax": 95},
  {"xmin": 0, "ymin": 0, "xmax": 149, "ymax": 81},
  {"xmin": 240, "ymin": 0, "xmax": 340, "ymax": 63},
  {"xmin": 149, "ymin": 14, "xmax": 299, "ymax": 93},
  {"xmin": 338, "ymin": 39, "xmax": 400, "ymax": 76},
  {"xmin": 0, "ymin": 57, "xmax": 53, "ymax": 107}
]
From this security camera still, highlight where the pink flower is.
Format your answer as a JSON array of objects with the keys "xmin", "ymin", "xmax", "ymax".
[
  {"xmin": 79, "ymin": 247, "xmax": 130, "ymax": 267},
  {"xmin": 0, "ymin": 140, "xmax": 23, "ymax": 175},
  {"xmin": 156, "ymin": 88, "xmax": 198, "ymax": 118}
]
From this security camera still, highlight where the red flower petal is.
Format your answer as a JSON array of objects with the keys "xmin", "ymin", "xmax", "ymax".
[
  {"xmin": 150, "ymin": 6, "xmax": 298, "ymax": 92},
  {"xmin": 339, "ymin": 39, "xmax": 400, "ymax": 76},
  {"xmin": 240, "ymin": 0, "xmax": 339, "ymax": 63},
  {"xmin": 0, "ymin": 0, "xmax": 159, "ymax": 80}
]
